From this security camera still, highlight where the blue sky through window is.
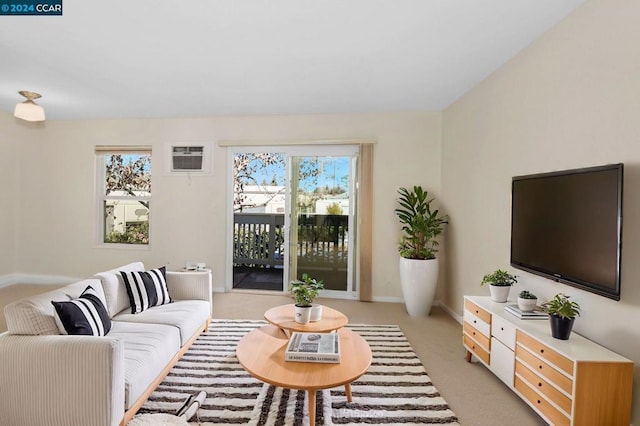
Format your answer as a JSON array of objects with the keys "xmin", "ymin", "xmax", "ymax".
[{"xmin": 247, "ymin": 156, "xmax": 349, "ymax": 193}]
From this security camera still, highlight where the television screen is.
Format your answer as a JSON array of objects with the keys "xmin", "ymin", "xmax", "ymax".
[{"xmin": 510, "ymin": 163, "xmax": 623, "ymax": 300}]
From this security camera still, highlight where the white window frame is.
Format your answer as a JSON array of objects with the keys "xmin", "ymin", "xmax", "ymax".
[{"xmin": 95, "ymin": 146, "xmax": 152, "ymax": 249}]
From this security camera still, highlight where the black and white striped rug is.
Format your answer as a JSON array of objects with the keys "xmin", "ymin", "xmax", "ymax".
[{"xmin": 138, "ymin": 320, "xmax": 459, "ymax": 425}]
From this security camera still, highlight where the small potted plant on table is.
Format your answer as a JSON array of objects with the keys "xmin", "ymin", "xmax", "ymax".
[
  {"xmin": 517, "ymin": 290, "xmax": 538, "ymax": 312},
  {"xmin": 289, "ymin": 274, "xmax": 324, "ymax": 324},
  {"xmin": 481, "ymin": 269, "xmax": 517, "ymax": 302},
  {"xmin": 541, "ymin": 293, "xmax": 581, "ymax": 340}
]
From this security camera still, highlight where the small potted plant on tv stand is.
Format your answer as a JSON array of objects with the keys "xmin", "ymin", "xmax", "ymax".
[
  {"xmin": 517, "ymin": 290, "xmax": 538, "ymax": 312},
  {"xmin": 541, "ymin": 293, "xmax": 581, "ymax": 340},
  {"xmin": 481, "ymin": 269, "xmax": 517, "ymax": 302},
  {"xmin": 289, "ymin": 274, "xmax": 324, "ymax": 324}
]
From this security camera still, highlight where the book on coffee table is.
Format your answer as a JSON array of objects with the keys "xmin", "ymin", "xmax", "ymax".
[
  {"xmin": 504, "ymin": 304, "xmax": 548, "ymax": 320},
  {"xmin": 285, "ymin": 332, "xmax": 340, "ymax": 363}
]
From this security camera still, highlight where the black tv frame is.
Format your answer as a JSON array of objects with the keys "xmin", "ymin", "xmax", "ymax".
[{"xmin": 510, "ymin": 163, "xmax": 623, "ymax": 301}]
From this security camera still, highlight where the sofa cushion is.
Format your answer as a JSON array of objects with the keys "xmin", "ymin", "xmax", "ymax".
[
  {"xmin": 94, "ymin": 262, "xmax": 145, "ymax": 317},
  {"xmin": 109, "ymin": 321, "xmax": 181, "ymax": 409},
  {"xmin": 52, "ymin": 285, "xmax": 112, "ymax": 336},
  {"xmin": 4, "ymin": 279, "xmax": 105, "ymax": 335},
  {"xmin": 120, "ymin": 267, "xmax": 172, "ymax": 314},
  {"xmin": 113, "ymin": 300, "xmax": 209, "ymax": 346}
]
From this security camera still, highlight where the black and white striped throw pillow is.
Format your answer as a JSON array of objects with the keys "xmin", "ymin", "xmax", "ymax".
[
  {"xmin": 52, "ymin": 285, "xmax": 112, "ymax": 336},
  {"xmin": 120, "ymin": 266, "xmax": 172, "ymax": 314}
]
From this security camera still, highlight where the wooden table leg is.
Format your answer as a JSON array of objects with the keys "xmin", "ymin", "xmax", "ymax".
[
  {"xmin": 344, "ymin": 382, "xmax": 353, "ymax": 402},
  {"xmin": 308, "ymin": 389, "xmax": 316, "ymax": 426},
  {"xmin": 465, "ymin": 350, "xmax": 473, "ymax": 362}
]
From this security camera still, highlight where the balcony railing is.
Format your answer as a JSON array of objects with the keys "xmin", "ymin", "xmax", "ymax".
[
  {"xmin": 233, "ymin": 213, "xmax": 349, "ymax": 270},
  {"xmin": 234, "ymin": 213, "xmax": 285, "ymax": 268}
]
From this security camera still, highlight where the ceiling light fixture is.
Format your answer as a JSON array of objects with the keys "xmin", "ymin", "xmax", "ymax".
[{"xmin": 14, "ymin": 90, "xmax": 45, "ymax": 122}]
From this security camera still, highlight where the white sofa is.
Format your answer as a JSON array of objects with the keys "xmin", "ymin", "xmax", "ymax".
[{"xmin": 0, "ymin": 262, "xmax": 212, "ymax": 426}]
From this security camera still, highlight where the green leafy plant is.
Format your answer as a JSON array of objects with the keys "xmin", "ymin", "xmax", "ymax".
[
  {"xmin": 481, "ymin": 269, "xmax": 518, "ymax": 287},
  {"xmin": 541, "ymin": 293, "xmax": 581, "ymax": 319},
  {"xmin": 518, "ymin": 290, "xmax": 537, "ymax": 299},
  {"xmin": 394, "ymin": 186, "xmax": 449, "ymax": 260},
  {"xmin": 105, "ymin": 221, "xmax": 149, "ymax": 245},
  {"xmin": 326, "ymin": 202, "xmax": 343, "ymax": 215},
  {"xmin": 289, "ymin": 274, "xmax": 324, "ymax": 307}
]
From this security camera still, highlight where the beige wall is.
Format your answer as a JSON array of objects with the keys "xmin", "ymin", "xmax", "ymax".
[
  {"xmin": 0, "ymin": 114, "xmax": 20, "ymax": 276},
  {"xmin": 441, "ymin": 0, "xmax": 640, "ymax": 421},
  {"xmin": 6, "ymin": 111, "xmax": 442, "ymax": 300}
]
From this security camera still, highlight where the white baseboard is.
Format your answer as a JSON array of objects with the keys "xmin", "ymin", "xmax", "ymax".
[
  {"xmin": 370, "ymin": 295, "xmax": 404, "ymax": 303},
  {"xmin": 367, "ymin": 297, "xmax": 463, "ymax": 325},
  {"xmin": 0, "ymin": 274, "xmax": 18, "ymax": 288},
  {"xmin": 0, "ymin": 273, "xmax": 82, "ymax": 289},
  {"xmin": 438, "ymin": 301, "xmax": 463, "ymax": 324},
  {"xmin": 213, "ymin": 285, "xmax": 226, "ymax": 293}
]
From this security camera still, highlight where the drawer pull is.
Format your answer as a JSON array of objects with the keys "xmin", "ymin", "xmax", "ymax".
[
  {"xmin": 540, "ymin": 349, "xmax": 545, "ymax": 354},
  {"xmin": 539, "ymin": 365, "xmax": 543, "ymax": 370},
  {"xmin": 475, "ymin": 310, "xmax": 479, "ymax": 314},
  {"xmin": 537, "ymin": 400, "xmax": 541, "ymax": 405},
  {"xmin": 538, "ymin": 382, "xmax": 543, "ymax": 387},
  {"xmin": 472, "ymin": 332, "xmax": 476, "ymax": 336}
]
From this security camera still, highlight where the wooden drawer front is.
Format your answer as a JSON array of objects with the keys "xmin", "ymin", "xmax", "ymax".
[
  {"xmin": 491, "ymin": 314, "xmax": 516, "ymax": 350},
  {"xmin": 517, "ymin": 331, "xmax": 574, "ymax": 376},
  {"xmin": 463, "ymin": 309, "xmax": 490, "ymax": 337},
  {"xmin": 463, "ymin": 321, "xmax": 490, "ymax": 350},
  {"xmin": 463, "ymin": 334, "xmax": 490, "ymax": 365},
  {"xmin": 490, "ymin": 337, "xmax": 515, "ymax": 387},
  {"xmin": 464, "ymin": 299, "xmax": 491, "ymax": 324},
  {"xmin": 516, "ymin": 361, "xmax": 572, "ymax": 415},
  {"xmin": 464, "ymin": 313, "xmax": 490, "ymax": 337},
  {"xmin": 515, "ymin": 376, "xmax": 570, "ymax": 426},
  {"xmin": 516, "ymin": 345, "xmax": 573, "ymax": 395}
]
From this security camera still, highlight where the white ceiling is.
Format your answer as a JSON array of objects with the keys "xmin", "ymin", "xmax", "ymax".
[{"xmin": 0, "ymin": 0, "xmax": 585, "ymax": 121}]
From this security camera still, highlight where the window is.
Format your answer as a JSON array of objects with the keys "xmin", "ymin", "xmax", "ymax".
[{"xmin": 96, "ymin": 146, "xmax": 152, "ymax": 246}]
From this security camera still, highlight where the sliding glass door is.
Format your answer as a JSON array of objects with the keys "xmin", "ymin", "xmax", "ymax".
[{"xmin": 229, "ymin": 145, "xmax": 359, "ymax": 299}]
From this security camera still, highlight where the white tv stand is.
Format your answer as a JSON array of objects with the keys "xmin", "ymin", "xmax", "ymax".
[{"xmin": 462, "ymin": 296, "xmax": 633, "ymax": 426}]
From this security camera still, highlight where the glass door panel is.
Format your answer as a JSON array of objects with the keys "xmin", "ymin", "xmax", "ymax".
[
  {"xmin": 289, "ymin": 156, "xmax": 354, "ymax": 294},
  {"xmin": 232, "ymin": 151, "xmax": 286, "ymax": 291}
]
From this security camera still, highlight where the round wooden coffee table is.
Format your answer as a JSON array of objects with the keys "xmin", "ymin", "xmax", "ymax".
[
  {"xmin": 264, "ymin": 304, "xmax": 348, "ymax": 334},
  {"xmin": 236, "ymin": 325, "xmax": 371, "ymax": 426}
]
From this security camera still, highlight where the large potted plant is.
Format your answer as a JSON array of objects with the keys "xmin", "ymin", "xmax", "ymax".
[
  {"xmin": 395, "ymin": 186, "xmax": 449, "ymax": 316},
  {"xmin": 289, "ymin": 274, "xmax": 324, "ymax": 324},
  {"xmin": 480, "ymin": 269, "xmax": 517, "ymax": 302},
  {"xmin": 541, "ymin": 293, "xmax": 581, "ymax": 340}
]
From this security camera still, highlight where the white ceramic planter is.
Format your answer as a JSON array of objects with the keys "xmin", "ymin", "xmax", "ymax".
[
  {"xmin": 399, "ymin": 257, "xmax": 439, "ymax": 316},
  {"xmin": 489, "ymin": 285, "xmax": 511, "ymax": 303},
  {"xmin": 294, "ymin": 305, "xmax": 312, "ymax": 324},
  {"xmin": 310, "ymin": 304, "xmax": 323, "ymax": 322},
  {"xmin": 517, "ymin": 297, "xmax": 538, "ymax": 312}
]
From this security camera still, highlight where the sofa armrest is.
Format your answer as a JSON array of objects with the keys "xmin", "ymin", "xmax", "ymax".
[
  {"xmin": 0, "ymin": 333, "xmax": 125, "ymax": 426},
  {"xmin": 166, "ymin": 271, "xmax": 213, "ymax": 307}
]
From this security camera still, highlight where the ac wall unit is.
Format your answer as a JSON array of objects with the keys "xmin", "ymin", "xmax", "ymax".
[
  {"xmin": 172, "ymin": 146, "xmax": 204, "ymax": 172},
  {"xmin": 165, "ymin": 142, "xmax": 212, "ymax": 175}
]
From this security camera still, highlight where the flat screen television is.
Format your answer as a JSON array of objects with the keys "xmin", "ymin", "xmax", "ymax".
[{"xmin": 510, "ymin": 163, "xmax": 623, "ymax": 301}]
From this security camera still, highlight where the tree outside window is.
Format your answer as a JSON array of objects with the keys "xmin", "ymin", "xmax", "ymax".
[{"xmin": 99, "ymin": 151, "xmax": 151, "ymax": 245}]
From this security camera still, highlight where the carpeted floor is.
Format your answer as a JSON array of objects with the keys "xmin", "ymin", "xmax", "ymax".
[{"xmin": 137, "ymin": 320, "xmax": 459, "ymax": 425}]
